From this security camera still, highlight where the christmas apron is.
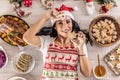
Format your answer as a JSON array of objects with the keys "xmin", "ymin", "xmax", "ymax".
[{"xmin": 41, "ymin": 42, "xmax": 79, "ymax": 80}]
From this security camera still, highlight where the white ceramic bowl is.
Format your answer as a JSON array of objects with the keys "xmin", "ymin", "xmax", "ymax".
[
  {"xmin": 8, "ymin": 76, "xmax": 26, "ymax": 80},
  {"xmin": 0, "ymin": 46, "xmax": 8, "ymax": 70},
  {"xmin": 13, "ymin": 51, "xmax": 35, "ymax": 74},
  {"xmin": 93, "ymin": 65, "xmax": 106, "ymax": 79}
]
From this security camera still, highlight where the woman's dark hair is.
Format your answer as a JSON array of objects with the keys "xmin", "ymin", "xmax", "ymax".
[
  {"xmin": 36, "ymin": 19, "xmax": 92, "ymax": 45},
  {"xmin": 36, "ymin": 19, "xmax": 81, "ymax": 37}
]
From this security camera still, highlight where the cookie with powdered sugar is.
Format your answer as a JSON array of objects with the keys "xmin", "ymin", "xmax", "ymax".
[{"xmin": 69, "ymin": 32, "xmax": 77, "ymax": 39}]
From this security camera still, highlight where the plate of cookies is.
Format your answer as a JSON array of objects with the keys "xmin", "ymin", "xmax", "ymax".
[
  {"xmin": 104, "ymin": 44, "xmax": 120, "ymax": 75},
  {"xmin": 89, "ymin": 15, "xmax": 120, "ymax": 46},
  {"xmin": 13, "ymin": 51, "xmax": 35, "ymax": 74}
]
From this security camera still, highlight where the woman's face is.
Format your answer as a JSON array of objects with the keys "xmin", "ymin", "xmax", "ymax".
[{"xmin": 55, "ymin": 16, "xmax": 73, "ymax": 38}]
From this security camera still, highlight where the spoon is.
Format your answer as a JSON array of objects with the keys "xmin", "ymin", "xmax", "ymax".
[{"xmin": 97, "ymin": 54, "xmax": 102, "ymax": 76}]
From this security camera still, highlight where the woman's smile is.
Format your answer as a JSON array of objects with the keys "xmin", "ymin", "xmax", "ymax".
[
  {"xmin": 62, "ymin": 29, "xmax": 70, "ymax": 33},
  {"xmin": 55, "ymin": 16, "xmax": 73, "ymax": 37}
]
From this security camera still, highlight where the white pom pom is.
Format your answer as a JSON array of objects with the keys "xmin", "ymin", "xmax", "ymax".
[{"xmin": 74, "ymin": 6, "xmax": 78, "ymax": 11}]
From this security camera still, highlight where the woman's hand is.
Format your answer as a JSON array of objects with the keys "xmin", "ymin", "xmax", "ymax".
[
  {"xmin": 44, "ymin": 9, "xmax": 60, "ymax": 20},
  {"xmin": 72, "ymin": 31, "xmax": 86, "ymax": 49}
]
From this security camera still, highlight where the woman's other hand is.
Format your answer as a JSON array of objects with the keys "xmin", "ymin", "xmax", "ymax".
[{"xmin": 72, "ymin": 31, "xmax": 86, "ymax": 49}]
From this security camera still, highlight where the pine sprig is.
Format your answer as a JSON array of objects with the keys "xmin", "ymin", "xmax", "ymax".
[
  {"xmin": 95, "ymin": 0, "xmax": 105, "ymax": 4},
  {"xmin": 95, "ymin": 0, "xmax": 117, "ymax": 6},
  {"xmin": 8, "ymin": 0, "xmax": 23, "ymax": 7}
]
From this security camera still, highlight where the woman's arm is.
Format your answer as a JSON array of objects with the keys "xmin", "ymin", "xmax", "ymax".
[
  {"xmin": 23, "ymin": 10, "xmax": 58, "ymax": 47},
  {"xmin": 78, "ymin": 47, "xmax": 92, "ymax": 77},
  {"xmin": 72, "ymin": 31, "xmax": 92, "ymax": 77},
  {"xmin": 23, "ymin": 15, "xmax": 48, "ymax": 47}
]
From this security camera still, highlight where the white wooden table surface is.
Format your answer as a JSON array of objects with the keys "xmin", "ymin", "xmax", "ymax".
[{"xmin": 0, "ymin": 0, "xmax": 120, "ymax": 80}]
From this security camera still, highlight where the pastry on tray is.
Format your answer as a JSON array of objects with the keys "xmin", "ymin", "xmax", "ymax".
[{"xmin": 104, "ymin": 44, "xmax": 120, "ymax": 75}]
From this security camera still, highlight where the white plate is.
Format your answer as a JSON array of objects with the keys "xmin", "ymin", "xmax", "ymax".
[
  {"xmin": 13, "ymin": 51, "xmax": 35, "ymax": 74},
  {"xmin": 8, "ymin": 76, "xmax": 26, "ymax": 80},
  {"xmin": 0, "ymin": 46, "xmax": 8, "ymax": 70}
]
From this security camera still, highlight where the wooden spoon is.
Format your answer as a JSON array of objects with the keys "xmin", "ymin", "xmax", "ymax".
[{"xmin": 97, "ymin": 54, "xmax": 102, "ymax": 76}]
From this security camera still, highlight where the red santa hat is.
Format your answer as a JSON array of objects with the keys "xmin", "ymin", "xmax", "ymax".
[
  {"xmin": 86, "ymin": 0, "xmax": 93, "ymax": 2},
  {"xmin": 51, "ymin": 4, "xmax": 77, "ymax": 25}
]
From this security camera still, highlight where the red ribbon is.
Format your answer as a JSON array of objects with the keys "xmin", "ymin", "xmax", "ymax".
[{"xmin": 55, "ymin": 4, "xmax": 74, "ymax": 12}]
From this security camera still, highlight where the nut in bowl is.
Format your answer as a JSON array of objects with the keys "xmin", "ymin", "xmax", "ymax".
[
  {"xmin": 13, "ymin": 52, "xmax": 35, "ymax": 74},
  {"xmin": 93, "ymin": 65, "xmax": 106, "ymax": 79},
  {"xmin": 89, "ymin": 15, "xmax": 120, "ymax": 46}
]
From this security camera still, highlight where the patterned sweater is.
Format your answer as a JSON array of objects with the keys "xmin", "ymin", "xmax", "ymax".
[
  {"xmin": 39, "ymin": 36, "xmax": 88, "ymax": 80},
  {"xmin": 41, "ymin": 43, "xmax": 79, "ymax": 80}
]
